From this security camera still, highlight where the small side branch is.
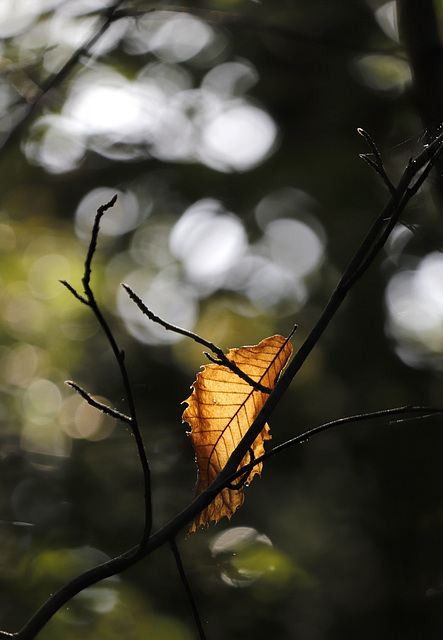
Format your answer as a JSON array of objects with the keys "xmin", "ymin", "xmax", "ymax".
[
  {"xmin": 358, "ymin": 128, "xmax": 396, "ymax": 197},
  {"xmin": 59, "ymin": 281, "xmax": 87, "ymax": 305},
  {"xmin": 4, "ymin": 131, "xmax": 441, "ymax": 640},
  {"xmin": 220, "ymin": 405, "xmax": 443, "ymax": 490},
  {"xmin": 62, "ymin": 195, "xmax": 152, "ymax": 546},
  {"xmin": 215, "ymin": 128, "xmax": 443, "ymax": 486},
  {"xmin": 3, "ymin": 403, "xmax": 441, "ymax": 640},
  {"xmin": 122, "ymin": 283, "xmax": 273, "ymax": 394},
  {"xmin": 65, "ymin": 381, "xmax": 132, "ymax": 424},
  {"xmin": 170, "ymin": 538, "xmax": 207, "ymax": 640}
]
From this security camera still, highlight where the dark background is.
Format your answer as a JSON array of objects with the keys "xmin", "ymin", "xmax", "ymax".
[{"xmin": 1, "ymin": 1, "xmax": 443, "ymax": 638}]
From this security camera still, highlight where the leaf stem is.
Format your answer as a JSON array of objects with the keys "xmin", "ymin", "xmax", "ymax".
[{"xmin": 358, "ymin": 128, "xmax": 396, "ymax": 196}]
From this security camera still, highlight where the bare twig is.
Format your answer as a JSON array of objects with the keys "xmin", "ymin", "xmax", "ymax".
[
  {"xmin": 122, "ymin": 283, "xmax": 273, "ymax": 394},
  {"xmin": 65, "ymin": 381, "xmax": 131, "ymax": 424},
  {"xmin": 4, "ymin": 131, "xmax": 442, "ymax": 640},
  {"xmin": 358, "ymin": 128, "xmax": 396, "ymax": 197},
  {"xmin": 59, "ymin": 281, "xmax": 87, "ymax": 305},
  {"xmin": 219, "ymin": 405, "xmax": 443, "ymax": 486},
  {"xmin": 83, "ymin": 194, "xmax": 118, "ymax": 292},
  {"xmin": 0, "ymin": 0, "xmax": 128, "ymax": 155},
  {"xmin": 170, "ymin": 538, "xmax": 207, "ymax": 640},
  {"xmin": 63, "ymin": 195, "xmax": 152, "ymax": 548},
  {"xmin": 344, "ymin": 133, "xmax": 443, "ymax": 290},
  {"xmin": 210, "ymin": 128, "xmax": 443, "ymax": 490},
  {"xmin": 7, "ymin": 400, "xmax": 441, "ymax": 640}
]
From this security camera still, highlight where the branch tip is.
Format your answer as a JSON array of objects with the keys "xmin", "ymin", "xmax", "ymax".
[
  {"xmin": 125, "ymin": 283, "xmax": 272, "ymax": 392},
  {"xmin": 60, "ymin": 279, "xmax": 88, "ymax": 304},
  {"xmin": 65, "ymin": 380, "xmax": 132, "ymax": 424},
  {"xmin": 287, "ymin": 324, "xmax": 298, "ymax": 340},
  {"xmin": 98, "ymin": 193, "xmax": 118, "ymax": 212},
  {"xmin": 357, "ymin": 132, "xmax": 396, "ymax": 194}
]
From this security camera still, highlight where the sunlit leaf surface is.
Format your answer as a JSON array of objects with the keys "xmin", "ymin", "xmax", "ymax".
[{"xmin": 183, "ymin": 334, "xmax": 293, "ymax": 533}]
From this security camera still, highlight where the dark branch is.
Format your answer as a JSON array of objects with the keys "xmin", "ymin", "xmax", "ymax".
[
  {"xmin": 226, "ymin": 447, "xmax": 255, "ymax": 490},
  {"xmin": 210, "ymin": 128, "xmax": 443, "ymax": 491},
  {"xmin": 122, "ymin": 283, "xmax": 273, "ymax": 394},
  {"xmin": 170, "ymin": 538, "xmax": 207, "ymax": 640},
  {"xmin": 7, "ymin": 400, "xmax": 441, "ymax": 640},
  {"xmin": 63, "ymin": 195, "xmax": 153, "ymax": 549},
  {"xmin": 59, "ymin": 281, "xmax": 88, "ymax": 305},
  {"xmin": 5, "ymin": 132, "xmax": 442, "ymax": 640},
  {"xmin": 0, "ymin": 0, "xmax": 128, "ymax": 155},
  {"xmin": 358, "ymin": 128, "xmax": 396, "ymax": 196},
  {"xmin": 221, "ymin": 405, "xmax": 443, "ymax": 484},
  {"xmin": 65, "ymin": 381, "xmax": 132, "ymax": 424},
  {"xmin": 83, "ymin": 194, "xmax": 118, "ymax": 294}
]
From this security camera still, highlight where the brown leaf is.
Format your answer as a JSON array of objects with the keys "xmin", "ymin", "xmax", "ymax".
[{"xmin": 183, "ymin": 334, "xmax": 293, "ymax": 534}]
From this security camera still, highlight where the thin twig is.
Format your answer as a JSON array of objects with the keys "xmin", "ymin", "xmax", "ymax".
[
  {"xmin": 211, "ymin": 128, "xmax": 443, "ymax": 489},
  {"xmin": 0, "ymin": 0, "xmax": 127, "ymax": 155},
  {"xmin": 59, "ymin": 281, "xmax": 87, "ymax": 305},
  {"xmin": 170, "ymin": 538, "xmax": 207, "ymax": 640},
  {"xmin": 65, "ymin": 381, "xmax": 131, "ymax": 424},
  {"xmin": 358, "ymin": 128, "xmax": 396, "ymax": 196},
  {"xmin": 4, "ymin": 132, "xmax": 442, "ymax": 640},
  {"xmin": 63, "ymin": 195, "xmax": 152, "ymax": 547},
  {"xmin": 345, "ymin": 139, "xmax": 443, "ymax": 290},
  {"xmin": 7, "ymin": 401, "xmax": 441, "ymax": 640},
  {"xmin": 83, "ymin": 194, "xmax": 118, "ymax": 294},
  {"xmin": 122, "ymin": 283, "xmax": 272, "ymax": 394},
  {"xmin": 219, "ymin": 405, "xmax": 443, "ymax": 486}
]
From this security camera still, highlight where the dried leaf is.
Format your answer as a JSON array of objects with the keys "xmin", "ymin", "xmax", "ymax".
[{"xmin": 183, "ymin": 334, "xmax": 293, "ymax": 534}]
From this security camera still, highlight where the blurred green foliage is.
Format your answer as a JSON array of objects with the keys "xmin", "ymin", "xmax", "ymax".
[{"xmin": 2, "ymin": 1, "xmax": 443, "ymax": 639}]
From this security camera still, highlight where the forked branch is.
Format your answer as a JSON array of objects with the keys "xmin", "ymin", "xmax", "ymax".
[
  {"xmin": 60, "ymin": 195, "xmax": 152, "ymax": 548},
  {"xmin": 3, "ymin": 129, "xmax": 442, "ymax": 640},
  {"xmin": 358, "ymin": 128, "xmax": 396, "ymax": 196},
  {"xmin": 212, "ymin": 126, "xmax": 443, "ymax": 489}
]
